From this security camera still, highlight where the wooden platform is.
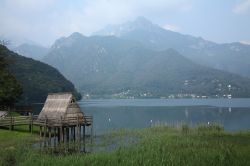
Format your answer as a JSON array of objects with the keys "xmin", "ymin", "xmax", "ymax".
[
  {"xmin": 0, "ymin": 115, "xmax": 93, "ymax": 131},
  {"xmin": 0, "ymin": 114, "xmax": 93, "ymax": 152},
  {"xmin": 0, "ymin": 98, "xmax": 94, "ymax": 152}
]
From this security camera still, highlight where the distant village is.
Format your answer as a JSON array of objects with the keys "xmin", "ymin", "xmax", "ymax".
[{"xmin": 83, "ymin": 81, "xmax": 233, "ymax": 99}]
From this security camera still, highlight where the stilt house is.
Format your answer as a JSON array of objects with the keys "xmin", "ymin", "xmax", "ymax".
[{"xmin": 38, "ymin": 93, "xmax": 84, "ymax": 120}]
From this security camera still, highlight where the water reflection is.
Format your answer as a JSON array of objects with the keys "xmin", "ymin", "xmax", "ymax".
[
  {"xmin": 31, "ymin": 99, "xmax": 250, "ymax": 135},
  {"xmin": 79, "ymin": 99, "xmax": 250, "ymax": 134}
]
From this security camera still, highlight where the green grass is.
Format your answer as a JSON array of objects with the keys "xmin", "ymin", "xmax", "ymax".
[
  {"xmin": 0, "ymin": 128, "xmax": 38, "ymax": 166},
  {"xmin": 1, "ymin": 124, "xmax": 250, "ymax": 166}
]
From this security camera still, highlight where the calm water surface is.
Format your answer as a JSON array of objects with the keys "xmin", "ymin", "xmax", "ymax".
[{"xmin": 78, "ymin": 99, "xmax": 250, "ymax": 134}]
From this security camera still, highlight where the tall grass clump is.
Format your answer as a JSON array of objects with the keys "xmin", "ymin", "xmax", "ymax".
[
  {"xmin": 2, "ymin": 124, "xmax": 250, "ymax": 166},
  {"xmin": 197, "ymin": 123, "xmax": 224, "ymax": 136},
  {"xmin": 181, "ymin": 124, "xmax": 190, "ymax": 135}
]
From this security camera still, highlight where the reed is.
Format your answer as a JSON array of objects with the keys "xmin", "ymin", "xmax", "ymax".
[{"xmin": 1, "ymin": 124, "xmax": 250, "ymax": 166}]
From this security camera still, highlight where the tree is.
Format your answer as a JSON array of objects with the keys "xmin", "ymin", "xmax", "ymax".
[{"xmin": 0, "ymin": 45, "xmax": 22, "ymax": 106}]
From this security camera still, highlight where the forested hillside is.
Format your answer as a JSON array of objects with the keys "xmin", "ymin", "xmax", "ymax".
[{"xmin": 0, "ymin": 45, "xmax": 81, "ymax": 104}]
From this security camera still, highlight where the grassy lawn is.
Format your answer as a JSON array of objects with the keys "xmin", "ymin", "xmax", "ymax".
[
  {"xmin": 0, "ymin": 127, "xmax": 38, "ymax": 166},
  {"xmin": 1, "ymin": 125, "xmax": 250, "ymax": 166}
]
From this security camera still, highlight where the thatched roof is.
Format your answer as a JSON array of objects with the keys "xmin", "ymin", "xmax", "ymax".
[{"xmin": 38, "ymin": 93, "xmax": 83, "ymax": 120}]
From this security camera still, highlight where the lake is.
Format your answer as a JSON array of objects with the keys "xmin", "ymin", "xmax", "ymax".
[{"xmin": 78, "ymin": 99, "xmax": 250, "ymax": 135}]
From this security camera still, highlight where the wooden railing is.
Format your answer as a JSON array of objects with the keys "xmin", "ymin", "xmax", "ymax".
[
  {"xmin": 0, "ymin": 115, "xmax": 93, "ymax": 131},
  {"xmin": 0, "ymin": 116, "xmax": 31, "ymax": 127},
  {"xmin": 34, "ymin": 116, "xmax": 93, "ymax": 127},
  {"xmin": 0, "ymin": 105, "xmax": 10, "ymax": 111}
]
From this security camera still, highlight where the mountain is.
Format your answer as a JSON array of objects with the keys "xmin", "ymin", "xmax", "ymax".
[
  {"xmin": 0, "ymin": 44, "xmax": 81, "ymax": 103},
  {"xmin": 94, "ymin": 17, "xmax": 250, "ymax": 78},
  {"xmin": 43, "ymin": 33, "xmax": 250, "ymax": 98},
  {"xmin": 13, "ymin": 43, "xmax": 49, "ymax": 60},
  {"xmin": 0, "ymin": 35, "xmax": 41, "ymax": 50}
]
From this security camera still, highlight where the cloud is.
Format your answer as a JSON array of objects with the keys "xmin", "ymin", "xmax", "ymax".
[
  {"xmin": 240, "ymin": 40, "xmax": 250, "ymax": 45},
  {"xmin": 162, "ymin": 24, "xmax": 181, "ymax": 32},
  {"xmin": 179, "ymin": 4, "xmax": 193, "ymax": 12},
  {"xmin": 0, "ymin": 0, "xmax": 193, "ymax": 45},
  {"xmin": 3, "ymin": 0, "xmax": 57, "ymax": 12},
  {"xmin": 233, "ymin": 0, "xmax": 250, "ymax": 14}
]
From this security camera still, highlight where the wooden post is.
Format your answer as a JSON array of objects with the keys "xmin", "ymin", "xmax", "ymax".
[
  {"xmin": 66, "ymin": 127, "xmax": 69, "ymax": 143},
  {"xmin": 39, "ymin": 126, "xmax": 42, "ymax": 150},
  {"xmin": 78, "ymin": 120, "xmax": 81, "ymax": 142},
  {"xmin": 66, "ymin": 127, "xmax": 69, "ymax": 151},
  {"xmin": 79, "ymin": 125, "xmax": 81, "ymax": 140},
  {"xmin": 83, "ymin": 125, "xmax": 85, "ymax": 152},
  {"xmin": 57, "ymin": 127, "xmax": 61, "ymax": 143},
  {"xmin": 31, "ymin": 113, "xmax": 34, "ymax": 133},
  {"xmin": 77, "ymin": 115, "xmax": 79, "ymax": 141},
  {"xmin": 44, "ymin": 116, "xmax": 48, "ymax": 147},
  {"xmin": 79, "ymin": 125, "xmax": 82, "ymax": 151},
  {"xmin": 63, "ymin": 127, "xmax": 66, "ymax": 143},
  {"xmin": 43, "ymin": 126, "xmax": 46, "ymax": 147},
  {"xmin": 9, "ymin": 107, "xmax": 13, "ymax": 131},
  {"xmin": 73, "ymin": 127, "xmax": 76, "ymax": 142},
  {"xmin": 11, "ymin": 116, "xmax": 14, "ymax": 130},
  {"xmin": 70, "ymin": 127, "xmax": 75, "ymax": 150},
  {"xmin": 39, "ymin": 126, "xmax": 42, "ymax": 137},
  {"xmin": 9, "ymin": 115, "xmax": 12, "ymax": 131},
  {"xmin": 48, "ymin": 127, "xmax": 52, "ymax": 147},
  {"xmin": 70, "ymin": 127, "xmax": 73, "ymax": 141},
  {"xmin": 60, "ymin": 116, "xmax": 63, "ymax": 143},
  {"xmin": 54, "ymin": 127, "xmax": 57, "ymax": 148},
  {"xmin": 29, "ymin": 113, "xmax": 32, "ymax": 133},
  {"xmin": 91, "ymin": 121, "xmax": 93, "ymax": 149}
]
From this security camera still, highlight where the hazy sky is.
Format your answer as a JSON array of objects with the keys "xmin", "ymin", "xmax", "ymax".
[{"xmin": 0, "ymin": 0, "xmax": 250, "ymax": 46}]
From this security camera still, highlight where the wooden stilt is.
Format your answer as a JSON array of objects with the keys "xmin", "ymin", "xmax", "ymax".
[
  {"xmin": 62, "ymin": 127, "xmax": 65, "ymax": 143},
  {"xmin": 39, "ymin": 126, "xmax": 42, "ymax": 150},
  {"xmin": 73, "ymin": 127, "xmax": 76, "ymax": 142},
  {"xmin": 60, "ymin": 116, "xmax": 63, "ymax": 143},
  {"xmin": 9, "ymin": 107, "xmax": 12, "ymax": 131},
  {"xmin": 43, "ymin": 126, "xmax": 46, "ymax": 147},
  {"xmin": 29, "ymin": 113, "xmax": 32, "ymax": 133},
  {"xmin": 54, "ymin": 127, "xmax": 56, "ymax": 147},
  {"xmin": 78, "ymin": 125, "xmax": 81, "ymax": 141},
  {"xmin": 58, "ymin": 127, "xmax": 61, "ymax": 143},
  {"xmin": 70, "ymin": 127, "xmax": 73, "ymax": 141},
  {"xmin": 66, "ymin": 127, "xmax": 69, "ymax": 151},
  {"xmin": 77, "ymin": 116, "xmax": 79, "ymax": 142},
  {"xmin": 48, "ymin": 127, "xmax": 51, "ymax": 147},
  {"xmin": 91, "ymin": 123, "xmax": 93, "ymax": 151},
  {"xmin": 83, "ymin": 125, "xmax": 85, "ymax": 152},
  {"xmin": 79, "ymin": 125, "xmax": 82, "ymax": 138},
  {"xmin": 28, "ymin": 114, "xmax": 93, "ymax": 153},
  {"xmin": 39, "ymin": 126, "xmax": 42, "ymax": 138},
  {"xmin": 66, "ymin": 127, "xmax": 69, "ymax": 143},
  {"xmin": 79, "ymin": 125, "xmax": 82, "ymax": 151}
]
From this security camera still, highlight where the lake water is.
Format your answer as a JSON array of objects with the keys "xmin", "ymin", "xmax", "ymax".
[{"xmin": 78, "ymin": 99, "xmax": 250, "ymax": 135}]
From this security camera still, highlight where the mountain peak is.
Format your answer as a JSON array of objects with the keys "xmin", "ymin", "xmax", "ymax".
[
  {"xmin": 51, "ymin": 32, "xmax": 86, "ymax": 49},
  {"xmin": 69, "ymin": 32, "xmax": 85, "ymax": 39},
  {"xmin": 93, "ymin": 17, "xmax": 160, "ymax": 37},
  {"xmin": 133, "ymin": 16, "xmax": 153, "ymax": 26},
  {"xmin": 126, "ymin": 17, "xmax": 159, "ymax": 32}
]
